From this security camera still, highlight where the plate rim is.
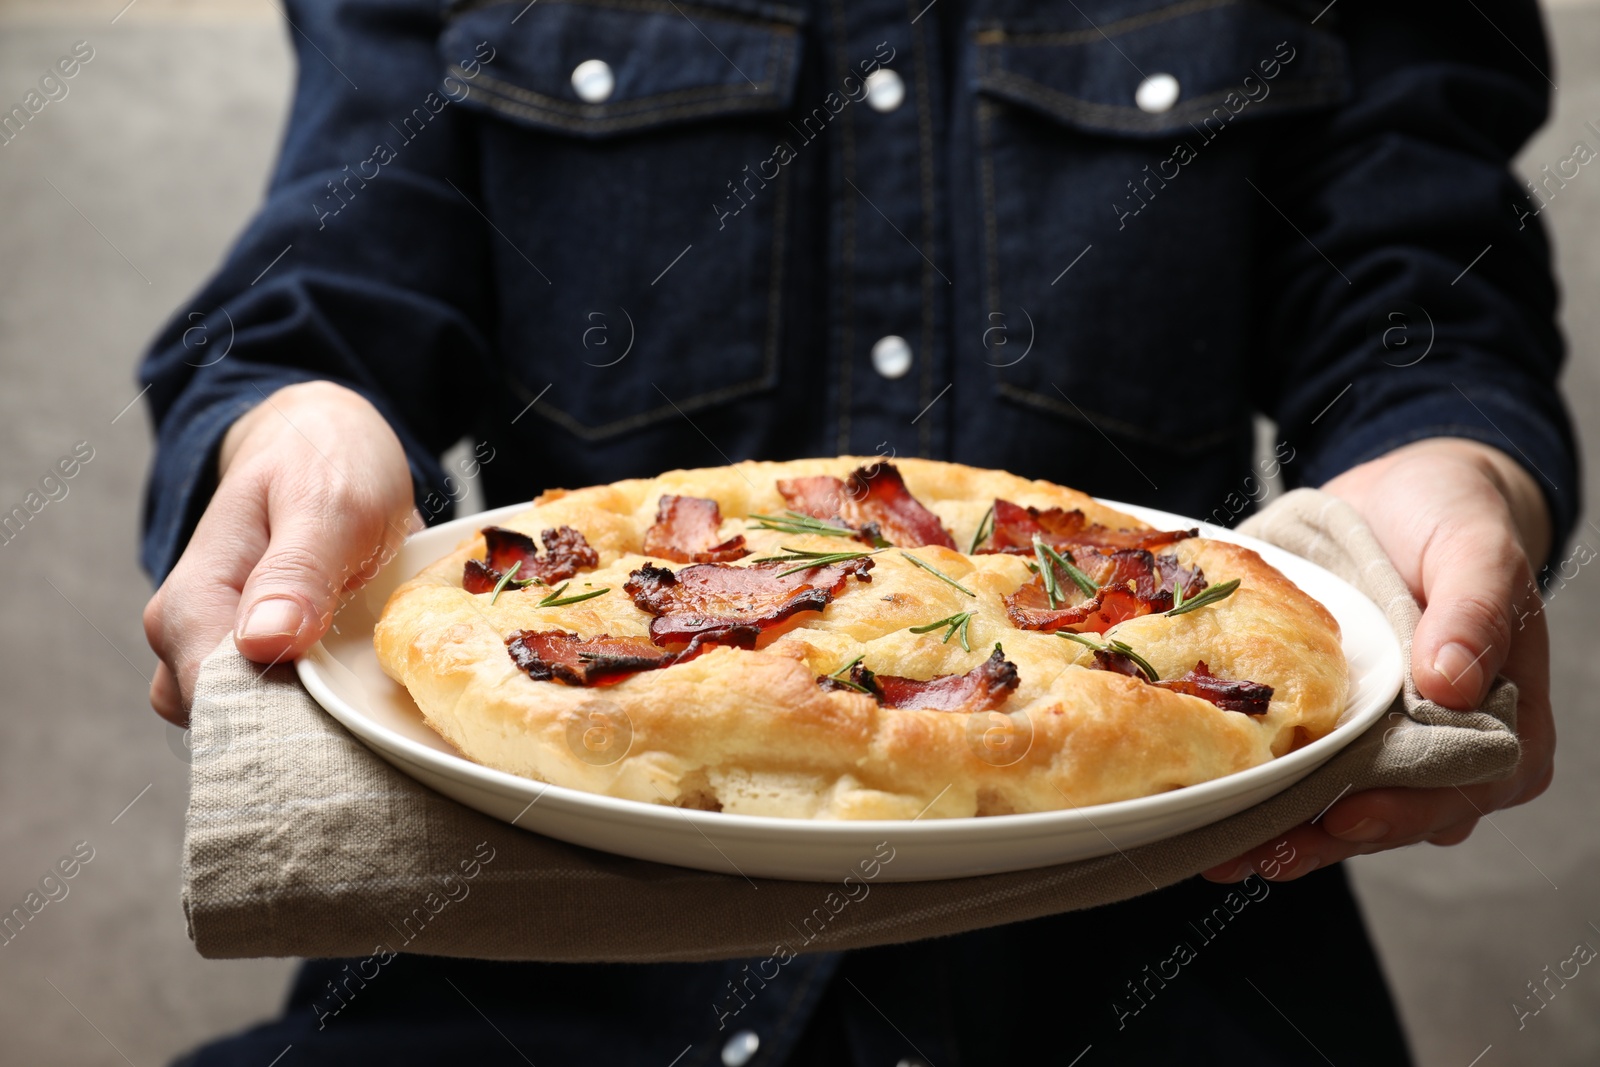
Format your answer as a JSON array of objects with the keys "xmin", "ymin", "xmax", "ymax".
[{"xmin": 298, "ymin": 494, "xmax": 1403, "ymax": 842}]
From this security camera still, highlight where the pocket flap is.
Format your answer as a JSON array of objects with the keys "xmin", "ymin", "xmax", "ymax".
[
  {"xmin": 442, "ymin": 0, "xmax": 805, "ymax": 138},
  {"xmin": 974, "ymin": 0, "xmax": 1349, "ymax": 138}
]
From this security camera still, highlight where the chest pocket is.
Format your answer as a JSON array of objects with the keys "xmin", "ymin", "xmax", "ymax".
[
  {"xmin": 440, "ymin": 0, "xmax": 804, "ymax": 441},
  {"xmin": 969, "ymin": 0, "xmax": 1348, "ymax": 451}
]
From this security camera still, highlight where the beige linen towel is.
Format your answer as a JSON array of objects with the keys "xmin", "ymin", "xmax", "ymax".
[{"xmin": 181, "ymin": 489, "xmax": 1521, "ymax": 962}]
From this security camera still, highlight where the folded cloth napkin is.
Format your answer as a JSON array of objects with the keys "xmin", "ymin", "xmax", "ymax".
[{"xmin": 181, "ymin": 489, "xmax": 1520, "ymax": 962}]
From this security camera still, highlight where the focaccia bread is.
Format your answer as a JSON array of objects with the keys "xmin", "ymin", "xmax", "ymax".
[{"xmin": 374, "ymin": 458, "xmax": 1347, "ymax": 820}]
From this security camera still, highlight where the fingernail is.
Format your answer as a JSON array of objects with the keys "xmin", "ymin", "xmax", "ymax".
[
  {"xmin": 1433, "ymin": 641, "xmax": 1486, "ymax": 703},
  {"xmin": 239, "ymin": 597, "xmax": 305, "ymax": 641},
  {"xmin": 1328, "ymin": 817, "xmax": 1391, "ymax": 843}
]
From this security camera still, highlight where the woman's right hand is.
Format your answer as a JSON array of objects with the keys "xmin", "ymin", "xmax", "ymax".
[{"xmin": 142, "ymin": 380, "xmax": 420, "ymax": 724}]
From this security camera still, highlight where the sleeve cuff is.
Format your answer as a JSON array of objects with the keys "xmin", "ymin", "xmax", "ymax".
[
  {"xmin": 139, "ymin": 367, "xmax": 448, "ymax": 582},
  {"xmin": 1292, "ymin": 383, "xmax": 1579, "ymax": 573}
]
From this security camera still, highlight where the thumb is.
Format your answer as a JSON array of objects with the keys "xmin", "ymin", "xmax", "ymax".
[
  {"xmin": 1411, "ymin": 522, "xmax": 1528, "ymax": 710},
  {"xmin": 232, "ymin": 499, "xmax": 407, "ymax": 666}
]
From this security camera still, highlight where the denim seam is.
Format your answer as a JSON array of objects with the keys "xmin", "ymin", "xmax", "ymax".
[
  {"xmin": 977, "ymin": 68, "xmax": 1347, "ymax": 134},
  {"xmin": 763, "ymin": 156, "xmax": 792, "ymax": 404},
  {"xmin": 448, "ymin": 0, "xmax": 807, "ymax": 31},
  {"xmin": 975, "ymin": 92, "xmax": 1001, "ymax": 340},
  {"xmin": 910, "ymin": 0, "xmax": 937, "ymax": 457},
  {"xmin": 529, "ymin": 373, "xmax": 784, "ymax": 441},
  {"xmin": 464, "ymin": 30, "xmax": 788, "ymax": 439},
  {"xmin": 973, "ymin": 0, "xmax": 1242, "ymax": 45},
  {"xmin": 466, "ymin": 44, "xmax": 793, "ymax": 131},
  {"xmin": 468, "ymin": 84, "xmax": 784, "ymax": 131},
  {"xmin": 830, "ymin": 0, "xmax": 856, "ymax": 454},
  {"xmin": 997, "ymin": 382, "xmax": 1238, "ymax": 450},
  {"xmin": 973, "ymin": 19, "xmax": 1312, "ymax": 451}
]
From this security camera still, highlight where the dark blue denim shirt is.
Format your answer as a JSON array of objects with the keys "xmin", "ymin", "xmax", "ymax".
[{"xmin": 141, "ymin": 0, "xmax": 1577, "ymax": 1063}]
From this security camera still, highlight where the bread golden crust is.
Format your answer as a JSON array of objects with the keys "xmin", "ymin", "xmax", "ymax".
[{"xmin": 374, "ymin": 458, "xmax": 1347, "ymax": 819}]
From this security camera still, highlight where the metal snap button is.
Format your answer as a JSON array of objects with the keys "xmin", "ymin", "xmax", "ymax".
[
  {"xmin": 721, "ymin": 1029, "xmax": 760, "ymax": 1066},
  {"xmin": 865, "ymin": 68, "xmax": 906, "ymax": 113},
  {"xmin": 571, "ymin": 59, "xmax": 615, "ymax": 103},
  {"xmin": 1134, "ymin": 72, "xmax": 1180, "ymax": 114},
  {"xmin": 871, "ymin": 335, "xmax": 913, "ymax": 379}
]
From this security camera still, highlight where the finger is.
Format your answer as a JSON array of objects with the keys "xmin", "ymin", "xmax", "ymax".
[
  {"xmin": 1426, "ymin": 818, "xmax": 1479, "ymax": 847},
  {"xmin": 147, "ymin": 479, "xmax": 270, "ymax": 708},
  {"xmin": 1202, "ymin": 823, "xmax": 1419, "ymax": 885},
  {"xmin": 1412, "ymin": 518, "xmax": 1527, "ymax": 709},
  {"xmin": 232, "ymin": 480, "xmax": 408, "ymax": 665},
  {"xmin": 150, "ymin": 660, "xmax": 185, "ymax": 726},
  {"xmin": 1203, "ymin": 783, "xmax": 1497, "ymax": 884},
  {"xmin": 1323, "ymin": 786, "xmax": 1476, "ymax": 843},
  {"xmin": 1202, "ymin": 824, "xmax": 1332, "ymax": 883}
]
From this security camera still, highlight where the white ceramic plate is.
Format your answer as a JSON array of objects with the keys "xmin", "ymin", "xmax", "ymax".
[{"xmin": 298, "ymin": 498, "xmax": 1402, "ymax": 882}]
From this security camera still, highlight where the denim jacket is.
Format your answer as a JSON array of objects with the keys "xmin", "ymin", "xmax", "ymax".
[{"xmin": 141, "ymin": 0, "xmax": 1575, "ymax": 1062}]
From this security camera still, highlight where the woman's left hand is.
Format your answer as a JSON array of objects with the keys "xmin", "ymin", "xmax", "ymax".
[{"xmin": 1202, "ymin": 437, "xmax": 1556, "ymax": 883}]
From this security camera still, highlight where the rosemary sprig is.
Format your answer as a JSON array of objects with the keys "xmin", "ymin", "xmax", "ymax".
[
  {"xmin": 1031, "ymin": 538, "xmax": 1062, "ymax": 608},
  {"xmin": 856, "ymin": 524, "xmax": 893, "ymax": 549},
  {"xmin": 1165, "ymin": 578, "xmax": 1240, "ymax": 617},
  {"xmin": 1106, "ymin": 639, "xmax": 1160, "ymax": 681},
  {"xmin": 826, "ymin": 654, "xmax": 873, "ymax": 693},
  {"xmin": 1058, "ymin": 631, "xmax": 1161, "ymax": 681},
  {"xmin": 747, "ymin": 511, "xmax": 858, "ymax": 539},
  {"xmin": 1034, "ymin": 537, "xmax": 1098, "ymax": 598},
  {"xmin": 900, "ymin": 550, "xmax": 976, "ymax": 596},
  {"xmin": 537, "ymin": 583, "xmax": 610, "ymax": 608},
  {"xmin": 489, "ymin": 560, "xmax": 523, "ymax": 605},
  {"xmin": 752, "ymin": 546, "xmax": 881, "ymax": 577},
  {"xmin": 909, "ymin": 611, "xmax": 973, "ymax": 652},
  {"xmin": 488, "ymin": 561, "xmax": 556, "ymax": 605},
  {"xmin": 969, "ymin": 505, "xmax": 995, "ymax": 554},
  {"xmin": 1172, "ymin": 577, "xmax": 1186, "ymax": 612}
]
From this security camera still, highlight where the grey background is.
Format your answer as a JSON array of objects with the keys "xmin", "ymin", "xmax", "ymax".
[{"xmin": 0, "ymin": 0, "xmax": 1596, "ymax": 1063}]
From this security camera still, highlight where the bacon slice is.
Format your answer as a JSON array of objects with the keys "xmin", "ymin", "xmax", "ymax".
[
  {"xmin": 1091, "ymin": 648, "xmax": 1148, "ymax": 679},
  {"xmin": 1007, "ymin": 585, "xmax": 1146, "ymax": 634},
  {"xmin": 1005, "ymin": 550, "xmax": 1205, "ymax": 634},
  {"xmin": 845, "ymin": 464, "xmax": 957, "ymax": 549},
  {"xmin": 463, "ymin": 525, "xmax": 599, "ymax": 594},
  {"xmin": 506, "ymin": 630, "xmax": 673, "ymax": 686},
  {"xmin": 774, "ymin": 475, "xmax": 884, "ymax": 546},
  {"xmin": 819, "ymin": 647, "xmax": 1020, "ymax": 713},
  {"xmin": 1085, "ymin": 652, "xmax": 1273, "ymax": 716},
  {"xmin": 625, "ymin": 557, "xmax": 874, "ymax": 647},
  {"xmin": 642, "ymin": 495, "xmax": 748, "ymax": 563},
  {"xmin": 1154, "ymin": 661, "xmax": 1273, "ymax": 715},
  {"xmin": 775, "ymin": 475, "xmax": 848, "ymax": 521},
  {"xmin": 979, "ymin": 498, "xmax": 1195, "ymax": 557},
  {"xmin": 1083, "ymin": 549, "xmax": 1205, "ymax": 603},
  {"xmin": 777, "ymin": 463, "xmax": 956, "ymax": 549},
  {"xmin": 505, "ymin": 629, "xmax": 729, "ymax": 687}
]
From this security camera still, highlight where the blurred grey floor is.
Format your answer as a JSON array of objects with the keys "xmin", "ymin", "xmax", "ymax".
[{"xmin": 2, "ymin": 1, "xmax": 1599, "ymax": 1065}]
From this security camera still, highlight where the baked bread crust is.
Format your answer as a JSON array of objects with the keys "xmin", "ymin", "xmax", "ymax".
[{"xmin": 374, "ymin": 458, "xmax": 1347, "ymax": 819}]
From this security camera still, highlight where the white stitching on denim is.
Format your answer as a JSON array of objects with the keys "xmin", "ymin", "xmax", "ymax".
[
  {"xmin": 909, "ymin": 0, "xmax": 937, "ymax": 457},
  {"xmin": 829, "ymin": 0, "xmax": 856, "ymax": 454},
  {"xmin": 978, "ymin": 67, "xmax": 1347, "ymax": 134},
  {"xmin": 449, "ymin": 0, "xmax": 807, "ymax": 31},
  {"xmin": 973, "ymin": 0, "xmax": 1241, "ymax": 46}
]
